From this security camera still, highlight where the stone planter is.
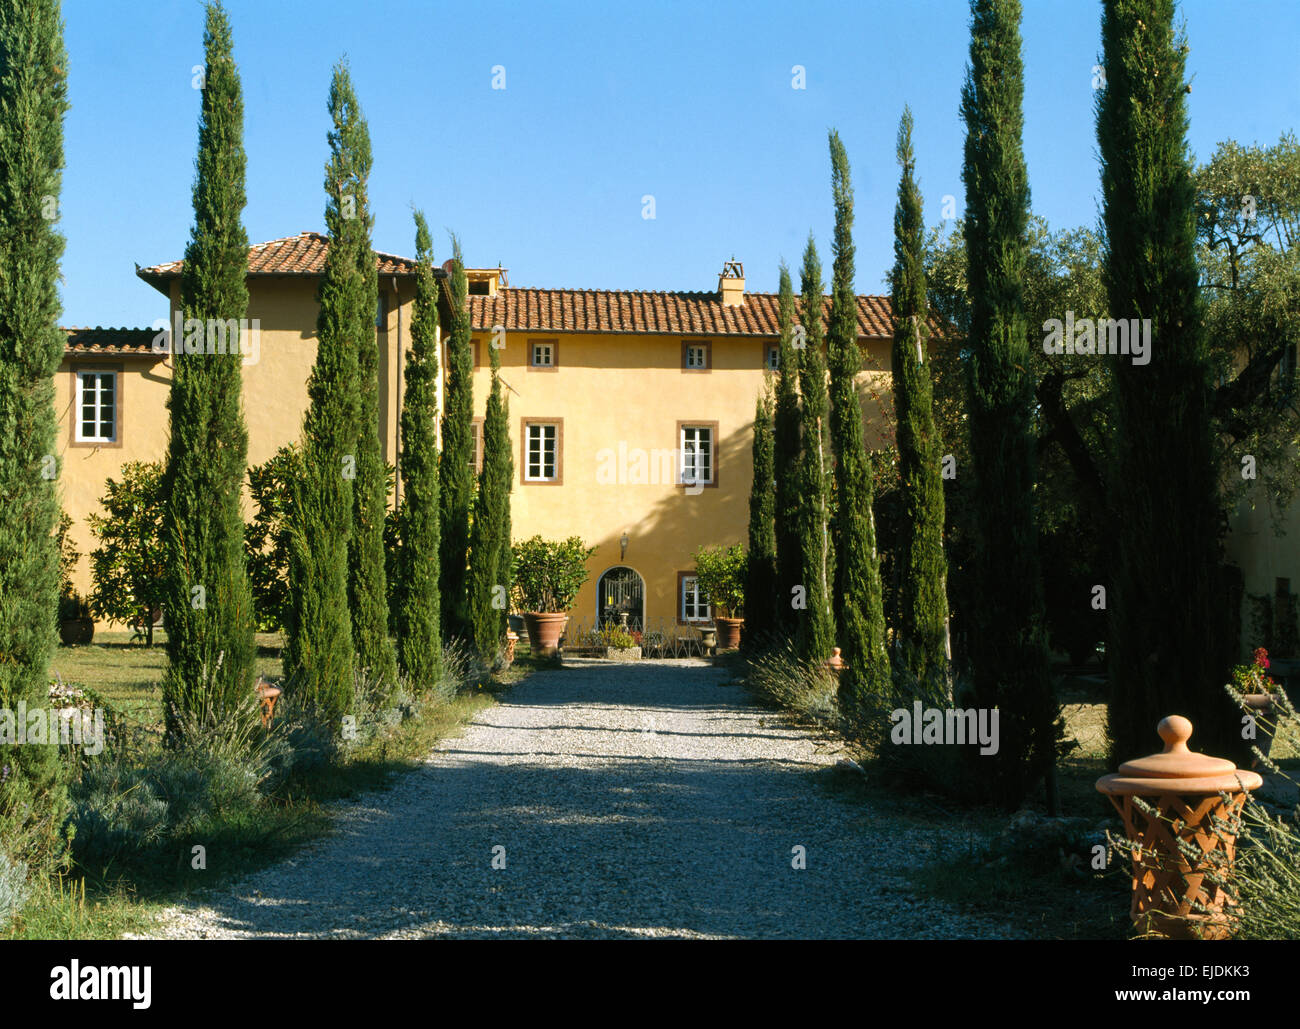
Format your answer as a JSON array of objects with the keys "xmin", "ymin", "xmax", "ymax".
[
  {"xmin": 599, "ymin": 646, "xmax": 641, "ymax": 662},
  {"xmin": 523, "ymin": 612, "xmax": 567, "ymax": 658},
  {"xmin": 59, "ymin": 617, "xmax": 94, "ymax": 646},
  {"xmin": 715, "ymin": 616, "xmax": 743, "ymax": 651},
  {"xmin": 1240, "ymin": 692, "xmax": 1283, "ymax": 768},
  {"xmin": 1097, "ymin": 715, "xmax": 1261, "ymax": 940}
]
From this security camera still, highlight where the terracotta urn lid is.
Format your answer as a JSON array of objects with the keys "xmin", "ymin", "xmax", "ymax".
[{"xmin": 1096, "ymin": 715, "xmax": 1262, "ymax": 796}]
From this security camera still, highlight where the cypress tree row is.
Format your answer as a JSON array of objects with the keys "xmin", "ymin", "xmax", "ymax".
[
  {"xmin": 285, "ymin": 62, "xmax": 366, "ymax": 728},
  {"xmin": 397, "ymin": 210, "xmax": 442, "ymax": 688},
  {"xmin": 795, "ymin": 236, "xmax": 837, "ymax": 662},
  {"xmin": 0, "ymin": 0, "xmax": 71, "ymax": 873},
  {"xmin": 161, "ymin": 1, "xmax": 257, "ymax": 739},
  {"xmin": 825, "ymin": 131, "xmax": 890, "ymax": 719},
  {"xmin": 467, "ymin": 339, "xmax": 513, "ymax": 663},
  {"xmin": 772, "ymin": 263, "xmax": 803, "ymax": 635},
  {"xmin": 337, "ymin": 68, "xmax": 397, "ymax": 691},
  {"xmin": 743, "ymin": 386, "xmax": 779, "ymax": 650},
  {"xmin": 960, "ymin": 0, "xmax": 1057, "ymax": 806},
  {"xmin": 889, "ymin": 107, "xmax": 951, "ymax": 702},
  {"xmin": 439, "ymin": 240, "xmax": 475, "ymax": 641},
  {"xmin": 1099, "ymin": 0, "xmax": 1230, "ymax": 761}
]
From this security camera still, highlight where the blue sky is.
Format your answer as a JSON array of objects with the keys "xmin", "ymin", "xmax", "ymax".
[{"xmin": 61, "ymin": 0, "xmax": 1300, "ymax": 328}]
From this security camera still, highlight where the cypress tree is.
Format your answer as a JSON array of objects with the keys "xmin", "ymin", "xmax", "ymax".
[
  {"xmin": 397, "ymin": 211, "xmax": 442, "ymax": 688},
  {"xmin": 1099, "ymin": 0, "xmax": 1230, "ymax": 761},
  {"xmin": 743, "ymin": 386, "xmax": 778, "ymax": 650},
  {"xmin": 772, "ymin": 263, "xmax": 803, "ymax": 634},
  {"xmin": 467, "ymin": 338, "xmax": 513, "ymax": 664},
  {"xmin": 825, "ymin": 130, "xmax": 891, "ymax": 719},
  {"xmin": 439, "ymin": 241, "xmax": 475, "ymax": 641},
  {"xmin": 0, "ymin": 0, "xmax": 71, "ymax": 873},
  {"xmin": 337, "ymin": 68, "xmax": 396, "ymax": 691},
  {"xmin": 161, "ymin": 1, "xmax": 257, "ymax": 739},
  {"xmin": 960, "ymin": 0, "xmax": 1057, "ymax": 806},
  {"xmin": 286, "ymin": 62, "xmax": 366, "ymax": 728},
  {"xmin": 795, "ymin": 236, "xmax": 836, "ymax": 662},
  {"xmin": 889, "ymin": 108, "xmax": 951, "ymax": 702}
]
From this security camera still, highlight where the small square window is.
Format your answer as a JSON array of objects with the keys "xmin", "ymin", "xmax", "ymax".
[
  {"xmin": 532, "ymin": 343, "xmax": 553, "ymax": 367},
  {"xmin": 682, "ymin": 340, "xmax": 711, "ymax": 371},
  {"xmin": 766, "ymin": 343, "xmax": 780, "ymax": 370}
]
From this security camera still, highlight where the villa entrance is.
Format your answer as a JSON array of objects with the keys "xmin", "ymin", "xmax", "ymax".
[{"xmin": 597, "ymin": 566, "xmax": 644, "ymax": 630}]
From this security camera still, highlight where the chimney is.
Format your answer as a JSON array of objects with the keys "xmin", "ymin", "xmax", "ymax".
[{"xmin": 719, "ymin": 259, "xmax": 745, "ymax": 306}]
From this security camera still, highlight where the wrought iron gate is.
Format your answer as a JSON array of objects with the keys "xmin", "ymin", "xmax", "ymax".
[{"xmin": 597, "ymin": 567, "xmax": 644, "ymax": 630}]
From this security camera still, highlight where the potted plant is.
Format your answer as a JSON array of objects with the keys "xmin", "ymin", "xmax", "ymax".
[
  {"xmin": 692, "ymin": 543, "xmax": 746, "ymax": 651},
  {"xmin": 58, "ymin": 590, "xmax": 94, "ymax": 646},
  {"xmin": 595, "ymin": 624, "xmax": 641, "ymax": 661},
  {"xmin": 511, "ymin": 535, "xmax": 595, "ymax": 657},
  {"xmin": 1231, "ymin": 647, "xmax": 1286, "ymax": 765}
]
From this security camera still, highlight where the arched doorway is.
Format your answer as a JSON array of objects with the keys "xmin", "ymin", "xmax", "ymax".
[{"xmin": 597, "ymin": 566, "xmax": 644, "ymax": 630}]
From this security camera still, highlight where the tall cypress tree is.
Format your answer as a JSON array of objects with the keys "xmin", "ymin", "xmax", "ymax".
[
  {"xmin": 397, "ymin": 211, "xmax": 442, "ymax": 688},
  {"xmin": 1099, "ymin": 0, "xmax": 1230, "ymax": 761},
  {"xmin": 743, "ymin": 386, "xmax": 778, "ymax": 650},
  {"xmin": 772, "ymin": 263, "xmax": 803, "ymax": 635},
  {"xmin": 795, "ymin": 236, "xmax": 836, "ymax": 662},
  {"xmin": 825, "ymin": 130, "xmax": 890, "ymax": 719},
  {"xmin": 439, "ymin": 241, "xmax": 474, "ymax": 641},
  {"xmin": 960, "ymin": 0, "xmax": 1057, "ymax": 806},
  {"xmin": 467, "ymin": 339, "xmax": 512, "ymax": 662},
  {"xmin": 890, "ymin": 108, "xmax": 951, "ymax": 702},
  {"xmin": 0, "ymin": 0, "xmax": 71, "ymax": 873},
  {"xmin": 161, "ymin": 1, "xmax": 257, "ymax": 739},
  {"xmin": 286, "ymin": 62, "xmax": 366, "ymax": 728},
  {"xmin": 337, "ymin": 68, "xmax": 396, "ymax": 691}
]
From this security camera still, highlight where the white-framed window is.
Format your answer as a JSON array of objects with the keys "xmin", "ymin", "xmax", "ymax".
[
  {"xmin": 531, "ymin": 342, "xmax": 554, "ymax": 367},
  {"xmin": 681, "ymin": 575, "xmax": 711, "ymax": 622},
  {"xmin": 75, "ymin": 370, "xmax": 117, "ymax": 443},
  {"xmin": 525, "ymin": 422, "xmax": 559, "ymax": 482},
  {"xmin": 766, "ymin": 344, "xmax": 780, "ymax": 370},
  {"xmin": 680, "ymin": 424, "xmax": 714, "ymax": 485},
  {"xmin": 470, "ymin": 418, "xmax": 483, "ymax": 474},
  {"xmin": 685, "ymin": 344, "xmax": 707, "ymax": 369}
]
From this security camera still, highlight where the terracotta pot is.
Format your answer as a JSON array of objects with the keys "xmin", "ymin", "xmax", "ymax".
[
  {"xmin": 1241, "ymin": 692, "xmax": 1283, "ymax": 767},
  {"xmin": 59, "ymin": 617, "xmax": 94, "ymax": 646},
  {"xmin": 715, "ymin": 616, "xmax": 743, "ymax": 650},
  {"xmin": 523, "ymin": 612, "xmax": 567, "ymax": 658}
]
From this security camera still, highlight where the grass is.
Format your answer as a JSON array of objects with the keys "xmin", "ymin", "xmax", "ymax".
[{"xmin": 6, "ymin": 633, "xmax": 538, "ymax": 940}]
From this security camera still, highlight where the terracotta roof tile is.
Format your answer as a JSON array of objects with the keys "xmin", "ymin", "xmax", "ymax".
[
  {"xmin": 468, "ymin": 288, "xmax": 894, "ymax": 339},
  {"xmin": 136, "ymin": 231, "xmax": 420, "ymax": 293},
  {"xmin": 63, "ymin": 326, "xmax": 161, "ymax": 356}
]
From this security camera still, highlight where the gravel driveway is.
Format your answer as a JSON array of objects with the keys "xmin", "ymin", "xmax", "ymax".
[{"xmin": 140, "ymin": 659, "xmax": 1021, "ymax": 939}]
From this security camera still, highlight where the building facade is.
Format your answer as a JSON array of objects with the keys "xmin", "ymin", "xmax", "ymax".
[{"xmin": 59, "ymin": 233, "xmax": 895, "ymax": 636}]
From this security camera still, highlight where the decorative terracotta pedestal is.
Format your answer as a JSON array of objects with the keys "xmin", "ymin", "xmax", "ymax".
[
  {"xmin": 824, "ymin": 647, "xmax": 847, "ymax": 676},
  {"xmin": 504, "ymin": 629, "xmax": 519, "ymax": 666},
  {"xmin": 1096, "ymin": 715, "xmax": 1261, "ymax": 940},
  {"xmin": 255, "ymin": 677, "xmax": 282, "ymax": 728}
]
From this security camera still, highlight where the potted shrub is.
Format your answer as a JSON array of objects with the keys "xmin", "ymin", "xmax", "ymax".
[
  {"xmin": 58, "ymin": 591, "xmax": 94, "ymax": 646},
  {"xmin": 595, "ymin": 624, "xmax": 641, "ymax": 661},
  {"xmin": 511, "ymin": 535, "xmax": 595, "ymax": 657},
  {"xmin": 693, "ymin": 543, "xmax": 746, "ymax": 650},
  {"xmin": 1232, "ymin": 647, "xmax": 1286, "ymax": 766}
]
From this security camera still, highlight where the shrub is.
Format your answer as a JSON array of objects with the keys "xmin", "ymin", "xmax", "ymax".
[
  {"xmin": 244, "ymin": 445, "xmax": 299, "ymax": 632},
  {"xmin": 511, "ymin": 536, "xmax": 593, "ymax": 613},
  {"xmin": 692, "ymin": 543, "xmax": 746, "ymax": 619},
  {"xmin": 0, "ymin": 847, "xmax": 30, "ymax": 929},
  {"xmin": 745, "ymin": 638, "xmax": 839, "ymax": 725},
  {"xmin": 87, "ymin": 461, "xmax": 167, "ymax": 645}
]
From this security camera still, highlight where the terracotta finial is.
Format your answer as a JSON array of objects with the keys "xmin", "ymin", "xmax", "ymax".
[{"xmin": 1157, "ymin": 715, "xmax": 1192, "ymax": 754}]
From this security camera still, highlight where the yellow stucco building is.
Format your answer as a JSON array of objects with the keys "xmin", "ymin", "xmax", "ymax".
[{"xmin": 58, "ymin": 232, "xmax": 897, "ymax": 636}]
